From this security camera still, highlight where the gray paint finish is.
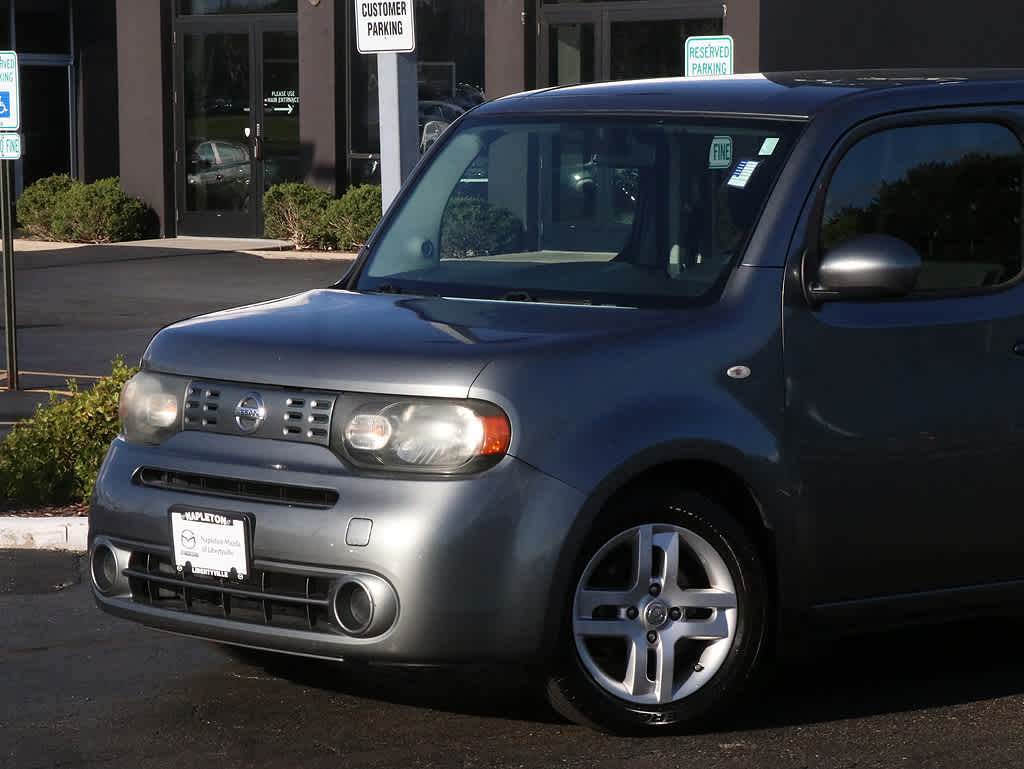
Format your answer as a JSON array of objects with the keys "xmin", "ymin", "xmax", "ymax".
[{"xmin": 90, "ymin": 72, "xmax": 1024, "ymax": 731}]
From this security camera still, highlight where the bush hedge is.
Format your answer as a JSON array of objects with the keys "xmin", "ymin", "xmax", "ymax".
[
  {"xmin": 264, "ymin": 182, "xmax": 382, "ymax": 251},
  {"xmin": 0, "ymin": 358, "xmax": 137, "ymax": 506},
  {"xmin": 17, "ymin": 175, "xmax": 153, "ymax": 243},
  {"xmin": 16, "ymin": 173, "xmax": 77, "ymax": 240},
  {"xmin": 440, "ymin": 197, "xmax": 524, "ymax": 259},
  {"xmin": 263, "ymin": 182, "xmax": 333, "ymax": 249},
  {"xmin": 320, "ymin": 184, "xmax": 382, "ymax": 251},
  {"xmin": 52, "ymin": 178, "xmax": 153, "ymax": 243}
]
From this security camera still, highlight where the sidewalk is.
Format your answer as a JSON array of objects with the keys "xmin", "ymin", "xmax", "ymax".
[
  {"xmin": 0, "ymin": 516, "xmax": 88, "ymax": 551},
  {"xmin": 1, "ymin": 235, "xmax": 355, "ymax": 551}
]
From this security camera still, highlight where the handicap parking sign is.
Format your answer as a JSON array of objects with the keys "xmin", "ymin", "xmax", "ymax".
[{"xmin": 0, "ymin": 52, "xmax": 20, "ymax": 129}]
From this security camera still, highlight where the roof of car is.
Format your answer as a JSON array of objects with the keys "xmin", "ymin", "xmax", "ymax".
[{"xmin": 477, "ymin": 69, "xmax": 1024, "ymax": 121}]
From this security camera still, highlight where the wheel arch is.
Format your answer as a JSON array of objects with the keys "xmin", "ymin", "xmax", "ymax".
[{"xmin": 538, "ymin": 452, "xmax": 779, "ymax": 664}]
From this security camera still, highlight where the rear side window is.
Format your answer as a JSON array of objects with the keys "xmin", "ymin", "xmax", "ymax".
[{"xmin": 821, "ymin": 122, "xmax": 1024, "ymax": 294}]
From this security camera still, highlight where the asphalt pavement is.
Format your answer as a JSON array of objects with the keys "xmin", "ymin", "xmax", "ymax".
[
  {"xmin": 6, "ymin": 547, "xmax": 1024, "ymax": 768},
  {"xmin": 5, "ymin": 241, "xmax": 1024, "ymax": 764},
  {"xmin": 0, "ymin": 236, "xmax": 353, "ymax": 549}
]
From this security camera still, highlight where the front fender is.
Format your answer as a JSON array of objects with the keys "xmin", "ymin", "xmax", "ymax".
[{"xmin": 468, "ymin": 277, "xmax": 792, "ymax": 658}]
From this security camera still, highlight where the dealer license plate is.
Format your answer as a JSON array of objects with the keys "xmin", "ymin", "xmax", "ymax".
[{"xmin": 170, "ymin": 507, "xmax": 250, "ymax": 580}]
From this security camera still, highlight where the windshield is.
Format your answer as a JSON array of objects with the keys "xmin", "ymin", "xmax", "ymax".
[{"xmin": 356, "ymin": 115, "xmax": 801, "ymax": 308}]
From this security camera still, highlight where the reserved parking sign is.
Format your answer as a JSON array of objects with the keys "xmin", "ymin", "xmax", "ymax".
[{"xmin": 685, "ymin": 35, "xmax": 733, "ymax": 77}]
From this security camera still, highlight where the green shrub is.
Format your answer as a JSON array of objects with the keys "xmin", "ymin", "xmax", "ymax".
[
  {"xmin": 49, "ymin": 177, "xmax": 152, "ymax": 243},
  {"xmin": 264, "ymin": 183, "xmax": 333, "ymax": 249},
  {"xmin": 319, "ymin": 184, "xmax": 382, "ymax": 251},
  {"xmin": 439, "ymin": 197, "xmax": 524, "ymax": 259},
  {"xmin": 0, "ymin": 358, "xmax": 138, "ymax": 506},
  {"xmin": 16, "ymin": 174, "xmax": 79, "ymax": 240}
]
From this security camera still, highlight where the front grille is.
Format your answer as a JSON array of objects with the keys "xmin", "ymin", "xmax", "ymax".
[
  {"xmin": 184, "ymin": 380, "xmax": 337, "ymax": 447},
  {"xmin": 125, "ymin": 550, "xmax": 338, "ymax": 634},
  {"xmin": 135, "ymin": 467, "xmax": 339, "ymax": 509}
]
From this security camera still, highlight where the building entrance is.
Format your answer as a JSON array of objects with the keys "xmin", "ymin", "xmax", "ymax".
[
  {"xmin": 174, "ymin": 15, "xmax": 299, "ymax": 237},
  {"xmin": 539, "ymin": 1, "xmax": 724, "ymax": 86}
]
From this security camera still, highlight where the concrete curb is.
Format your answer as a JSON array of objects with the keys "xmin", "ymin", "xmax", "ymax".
[{"xmin": 0, "ymin": 517, "xmax": 88, "ymax": 551}]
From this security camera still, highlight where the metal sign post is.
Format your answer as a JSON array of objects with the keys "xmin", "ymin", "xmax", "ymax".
[
  {"xmin": 0, "ymin": 50, "xmax": 19, "ymax": 392},
  {"xmin": 1, "ymin": 157, "xmax": 16, "ymax": 390},
  {"xmin": 376, "ymin": 52, "xmax": 419, "ymax": 211},
  {"xmin": 353, "ymin": 1, "xmax": 418, "ymax": 211}
]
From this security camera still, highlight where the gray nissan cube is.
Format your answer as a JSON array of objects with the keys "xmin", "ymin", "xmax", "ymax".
[{"xmin": 90, "ymin": 70, "xmax": 1024, "ymax": 733}]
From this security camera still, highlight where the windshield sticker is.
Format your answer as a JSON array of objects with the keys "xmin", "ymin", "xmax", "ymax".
[
  {"xmin": 727, "ymin": 159, "xmax": 759, "ymax": 188},
  {"xmin": 708, "ymin": 135, "xmax": 733, "ymax": 169},
  {"xmin": 758, "ymin": 137, "xmax": 780, "ymax": 156}
]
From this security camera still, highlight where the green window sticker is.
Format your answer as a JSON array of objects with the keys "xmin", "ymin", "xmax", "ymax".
[{"xmin": 758, "ymin": 137, "xmax": 780, "ymax": 156}]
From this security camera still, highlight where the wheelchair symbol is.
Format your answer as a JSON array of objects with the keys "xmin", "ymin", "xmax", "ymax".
[{"xmin": 0, "ymin": 93, "xmax": 10, "ymax": 118}]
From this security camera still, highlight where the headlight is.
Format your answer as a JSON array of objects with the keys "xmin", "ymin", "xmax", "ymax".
[
  {"xmin": 335, "ymin": 396, "xmax": 511, "ymax": 473},
  {"xmin": 119, "ymin": 371, "xmax": 188, "ymax": 445}
]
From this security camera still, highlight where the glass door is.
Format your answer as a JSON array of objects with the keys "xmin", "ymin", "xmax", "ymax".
[
  {"xmin": 539, "ymin": 1, "xmax": 723, "ymax": 86},
  {"xmin": 175, "ymin": 17, "xmax": 298, "ymax": 237},
  {"xmin": 260, "ymin": 28, "xmax": 300, "ymax": 205},
  {"xmin": 539, "ymin": 6, "xmax": 600, "ymax": 87},
  {"xmin": 608, "ymin": 17, "xmax": 722, "ymax": 80},
  {"xmin": 546, "ymin": 21, "xmax": 597, "ymax": 86}
]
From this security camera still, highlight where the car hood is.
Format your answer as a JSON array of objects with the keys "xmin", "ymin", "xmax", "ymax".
[{"xmin": 142, "ymin": 288, "xmax": 678, "ymax": 397}]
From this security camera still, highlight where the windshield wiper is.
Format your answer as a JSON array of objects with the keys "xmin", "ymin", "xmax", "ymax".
[
  {"xmin": 499, "ymin": 290, "xmax": 596, "ymax": 306},
  {"xmin": 371, "ymin": 283, "xmax": 403, "ymax": 294},
  {"xmin": 500, "ymin": 290, "xmax": 536, "ymax": 302}
]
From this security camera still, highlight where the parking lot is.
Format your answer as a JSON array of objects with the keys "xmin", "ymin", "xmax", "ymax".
[
  {"xmin": 5, "ymin": 548, "xmax": 1024, "ymax": 769},
  {"xmin": 5, "ymin": 240, "xmax": 1024, "ymax": 767},
  {"xmin": 0, "ymin": 239, "xmax": 349, "ymax": 436}
]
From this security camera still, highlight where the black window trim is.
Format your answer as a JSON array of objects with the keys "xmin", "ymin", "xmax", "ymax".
[{"xmin": 801, "ymin": 106, "xmax": 1024, "ymax": 305}]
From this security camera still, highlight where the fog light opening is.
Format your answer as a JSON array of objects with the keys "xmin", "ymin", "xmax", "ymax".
[
  {"xmin": 335, "ymin": 579, "xmax": 374, "ymax": 636},
  {"xmin": 92, "ymin": 544, "xmax": 119, "ymax": 594}
]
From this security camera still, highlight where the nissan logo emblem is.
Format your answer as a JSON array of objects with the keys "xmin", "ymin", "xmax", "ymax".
[{"xmin": 234, "ymin": 393, "xmax": 266, "ymax": 433}]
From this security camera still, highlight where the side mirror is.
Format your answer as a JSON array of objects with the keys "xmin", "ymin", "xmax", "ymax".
[{"xmin": 809, "ymin": 234, "xmax": 921, "ymax": 303}]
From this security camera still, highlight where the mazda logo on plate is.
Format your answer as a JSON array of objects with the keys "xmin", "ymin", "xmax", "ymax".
[
  {"xmin": 181, "ymin": 530, "xmax": 196, "ymax": 549},
  {"xmin": 234, "ymin": 393, "xmax": 266, "ymax": 433}
]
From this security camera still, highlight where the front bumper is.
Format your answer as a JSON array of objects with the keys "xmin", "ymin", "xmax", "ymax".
[{"xmin": 89, "ymin": 432, "xmax": 585, "ymax": 664}]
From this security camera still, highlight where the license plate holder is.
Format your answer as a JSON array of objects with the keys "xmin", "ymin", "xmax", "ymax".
[{"xmin": 169, "ymin": 505, "xmax": 252, "ymax": 581}]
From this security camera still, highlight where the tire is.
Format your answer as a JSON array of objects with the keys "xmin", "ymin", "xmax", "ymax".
[{"xmin": 546, "ymin": 489, "xmax": 768, "ymax": 734}]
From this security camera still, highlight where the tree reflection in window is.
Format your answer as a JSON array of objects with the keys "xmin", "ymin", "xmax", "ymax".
[{"xmin": 822, "ymin": 123, "xmax": 1024, "ymax": 293}]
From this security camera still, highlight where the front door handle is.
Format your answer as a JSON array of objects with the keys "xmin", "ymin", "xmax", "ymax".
[{"xmin": 1013, "ymin": 342, "xmax": 1024, "ymax": 355}]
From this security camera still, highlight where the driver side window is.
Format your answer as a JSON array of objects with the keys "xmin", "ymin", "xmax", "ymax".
[{"xmin": 821, "ymin": 121, "xmax": 1024, "ymax": 294}]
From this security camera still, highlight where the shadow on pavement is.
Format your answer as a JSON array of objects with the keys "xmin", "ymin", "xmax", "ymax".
[
  {"xmin": 218, "ymin": 616, "xmax": 1024, "ymax": 730},
  {"xmin": 219, "ymin": 646, "xmax": 559, "ymax": 724},
  {"xmin": 726, "ymin": 616, "xmax": 1024, "ymax": 732}
]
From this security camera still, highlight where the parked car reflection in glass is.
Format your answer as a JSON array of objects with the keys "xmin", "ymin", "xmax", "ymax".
[
  {"xmin": 186, "ymin": 139, "xmax": 283, "ymax": 213},
  {"xmin": 187, "ymin": 139, "xmax": 253, "ymax": 212}
]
